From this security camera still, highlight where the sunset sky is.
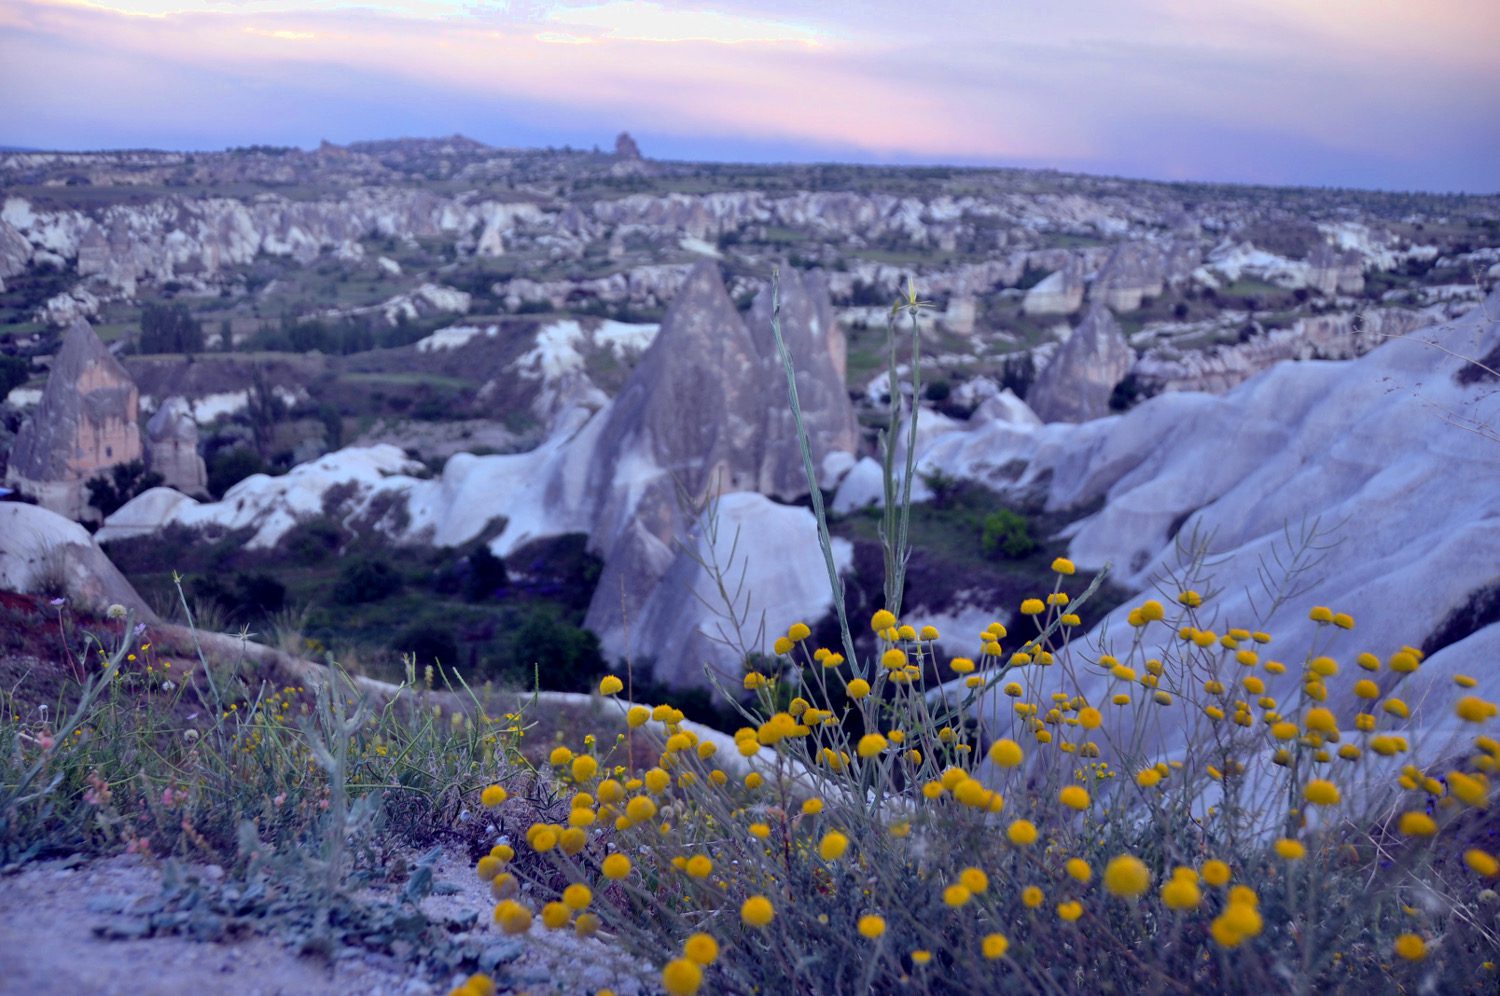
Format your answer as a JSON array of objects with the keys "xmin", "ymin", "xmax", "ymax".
[{"xmin": 2, "ymin": 0, "xmax": 1497, "ymax": 192}]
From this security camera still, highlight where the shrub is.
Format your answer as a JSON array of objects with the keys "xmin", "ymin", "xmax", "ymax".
[
  {"xmin": 85, "ymin": 460, "xmax": 164, "ymax": 518},
  {"xmin": 0, "ymin": 354, "xmax": 28, "ymax": 398},
  {"xmin": 980, "ymin": 507, "xmax": 1036, "ymax": 559},
  {"xmin": 331, "ymin": 557, "xmax": 404, "ymax": 605},
  {"xmin": 492, "ymin": 606, "xmax": 604, "ymax": 692},
  {"xmin": 394, "ymin": 622, "xmax": 459, "ymax": 669},
  {"xmin": 206, "ymin": 446, "xmax": 266, "ymax": 499},
  {"xmin": 188, "ymin": 570, "xmax": 286, "ymax": 625},
  {"xmin": 462, "ymin": 546, "xmax": 509, "ymax": 602}
]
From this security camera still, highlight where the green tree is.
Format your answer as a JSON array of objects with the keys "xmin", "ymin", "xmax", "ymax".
[
  {"xmin": 138, "ymin": 302, "xmax": 204, "ymax": 354},
  {"xmin": 332, "ymin": 557, "xmax": 404, "ymax": 605}
]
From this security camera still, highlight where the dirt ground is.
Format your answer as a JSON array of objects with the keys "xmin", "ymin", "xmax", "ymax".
[{"xmin": 0, "ymin": 850, "xmax": 652, "ymax": 996}]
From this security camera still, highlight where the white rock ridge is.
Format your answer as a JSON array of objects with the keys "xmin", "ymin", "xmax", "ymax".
[{"xmin": 914, "ymin": 291, "xmax": 1500, "ymax": 787}]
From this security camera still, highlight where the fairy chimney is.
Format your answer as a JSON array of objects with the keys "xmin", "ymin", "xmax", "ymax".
[
  {"xmin": 1027, "ymin": 304, "xmax": 1136, "ymax": 423},
  {"xmin": 145, "ymin": 397, "xmax": 208, "ymax": 496},
  {"xmin": 5, "ymin": 319, "xmax": 143, "ymax": 519}
]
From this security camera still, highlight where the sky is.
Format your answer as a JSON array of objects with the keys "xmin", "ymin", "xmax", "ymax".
[{"xmin": 1, "ymin": 0, "xmax": 1497, "ymax": 192}]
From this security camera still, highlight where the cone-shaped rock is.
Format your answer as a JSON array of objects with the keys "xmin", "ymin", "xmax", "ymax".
[
  {"xmin": 582, "ymin": 262, "xmax": 858, "ymax": 674},
  {"xmin": 746, "ymin": 267, "xmax": 859, "ymax": 495},
  {"xmin": 6, "ymin": 319, "xmax": 143, "ymax": 519},
  {"xmin": 1027, "ymin": 304, "xmax": 1135, "ymax": 423}
]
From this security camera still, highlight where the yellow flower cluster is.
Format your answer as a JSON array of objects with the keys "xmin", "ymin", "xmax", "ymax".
[{"xmin": 467, "ymin": 576, "xmax": 1498, "ymax": 993}]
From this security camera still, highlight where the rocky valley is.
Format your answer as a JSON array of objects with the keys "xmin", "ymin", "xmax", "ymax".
[{"xmin": 2, "ymin": 136, "xmax": 1497, "ymax": 737}]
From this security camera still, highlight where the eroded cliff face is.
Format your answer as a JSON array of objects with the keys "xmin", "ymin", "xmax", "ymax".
[
  {"xmin": 6, "ymin": 320, "xmax": 142, "ymax": 519},
  {"xmin": 1131, "ymin": 307, "xmax": 1430, "ymax": 396}
]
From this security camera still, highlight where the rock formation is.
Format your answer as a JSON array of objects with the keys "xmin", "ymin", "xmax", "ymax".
[
  {"xmin": 0, "ymin": 503, "xmax": 158, "ymax": 619},
  {"xmin": 581, "ymin": 262, "xmax": 857, "ymax": 678},
  {"xmin": 144, "ymin": 397, "xmax": 207, "ymax": 496},
  {"xmin": 745, "ymin": 267, "xmax": 860, "ymax": 495},
  {"xmin": 1308, "ymin": 243, "xmax": 1365, "ymax": 296},
  {"xmin": 6, "ymin": 319, "xmax": 143, "ymax": 519},
  {"xmin": 0, "ymin": 217, "xmax": 30, "ymax": 292},
  {"xmin": 915, "ymin": 291, "xmax": 1500, "ymax": 772},
  {"xmin": 1132, "ymin": 307, "xmax": 1428, "ymax": 395},
  {"xmin": 1091, "ymin": 242, "xmax": 1164, "ymax": 312},
  {"xmin": 1021, "ymin": 255, "xmax": 1086, "ymax": 316},
  {"xmin": 614, "ymin": 132, "xmax": 643, "ymax": 160},
  {"xmin": 1025, "ymin": 304, "xmax": 1135, "ymax": 423}
]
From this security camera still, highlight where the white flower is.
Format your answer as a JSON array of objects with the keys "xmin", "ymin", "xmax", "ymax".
[
  {"xmin": 183, "ymin": 729, "xmax": 200, "ymax": 742},
  {"xmin": 106, "ymin": 604, "xmax": 127, "ymax": 620}
]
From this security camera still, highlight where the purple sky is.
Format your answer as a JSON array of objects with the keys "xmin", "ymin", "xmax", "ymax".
[{"xmin": 2, "ymin": 0, "xmax": 1497, "ymax": 192}]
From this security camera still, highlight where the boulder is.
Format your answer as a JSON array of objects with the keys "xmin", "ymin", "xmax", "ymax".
[
  {"xmin": 622, "ymin": 492, "xmax": 853, "ymax": 688},
  {"xmin": 1025, "ymin": 304, "xmax": 1135, "ymax": 423},
  {"xmin": 0, "ymin": 503, "xmax": 157, "ymax": 619},
  {"xmin": 5, "ymin": 320, "xmax": 143, "ymax": 520}
]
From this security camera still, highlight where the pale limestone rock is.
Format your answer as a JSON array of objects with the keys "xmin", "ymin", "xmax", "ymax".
[
  {"xmin": 6, "ymin": 320, "xmax": 143, "ymax": 520},
  {"xmin": 1021, "ymin": 256, "xmax": 1085, "ymax": 315},
  {"xmin": 940, "ymin": 296, "xmax": 978, "ymax": 335},
  {"xmin": 1308, "ymin": 242, "xmax": 1365, "ymax": 296},
  {"xmin": 37, "ymin": 287, "xmax": 100, "ymax": 326},
  {"xmin": 1026, "ymin": 304, "xmax": 1135, "ymax": 423},
  {"xmin": 1132, "ymin": 307, "xmax": 1429, "ymax": 395},
  {"xmin": 919, "ymin": 292, "xmax": 1500, "ymax": 784},
  {"xmin": 624, "ymin": 493, "xmax": 853, "ymax": 688},
  {"xmin": 0, "ymin": 217, "xmax": 31, "ymax": 291},
  {"xmin": 145, "ymin": 397, "xmax": 207, "ymax": 496},
  {"xmin": 0, "ymin": 503, "xmax": 157, "ymax": 619},
  {"xmin": 581, "ymin": 262, "xmax": 858, "ymax": 668},
  {"xmin": 1091, "ymin": 242, "xmax": 1165, "ymax": 312}
]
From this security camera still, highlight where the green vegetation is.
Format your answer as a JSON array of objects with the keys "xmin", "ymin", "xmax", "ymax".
[
  {"xmin": 85, "ymin": 459, "xmax": 163, "ymax": 518},
  {"xmin": 0, "ymin": 592, "xmax": 534, "ymax": 977},
  {"xmin": 138, "ymin": 301, "xmax": 204, "ymax": 354},
  {"xmin": 980, "ymin": 507, "xmax": 1036, "ymax": 559}
]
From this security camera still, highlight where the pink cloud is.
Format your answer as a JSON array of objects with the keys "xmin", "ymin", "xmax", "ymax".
[{"xmin": 4, "ymin": 0, "xmax": 1496, "ymax": 189}]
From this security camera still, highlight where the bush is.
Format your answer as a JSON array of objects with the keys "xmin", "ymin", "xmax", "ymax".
[
  {"xmin": 479, "ymin": 570, "xmax": 1500, "ymax": 995},
  {"xmin": 85, "ymin": 460, "xmax": 164, "ymax": 518},
  {"xmin": 0, "ymin": 354, "xmax": 28, "ymax": 398},
  {"xmin": 980, "ymin": 507, "xmax": 1036, "ymax": 559},
  {"xmin": 331, "ymin": 557, "xmax": 404, "ymax": 605},
  {"xmin": 493, "ymin": 606, "xmax": 604, "ymax": 691},
  {"xmin": 394, "ymin": 622, "xmax": 459, "ymax": 669},
  {"xmin": 206, "ymin": 446, "xmax": 266, "ymax": 499},
  {"xmin": 462, "ymin": 546, "xmax": 509, "ymax": 602},
  {"xmin": 188, "ymin": 571, "xmax": 286, "ymax": 625}
]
